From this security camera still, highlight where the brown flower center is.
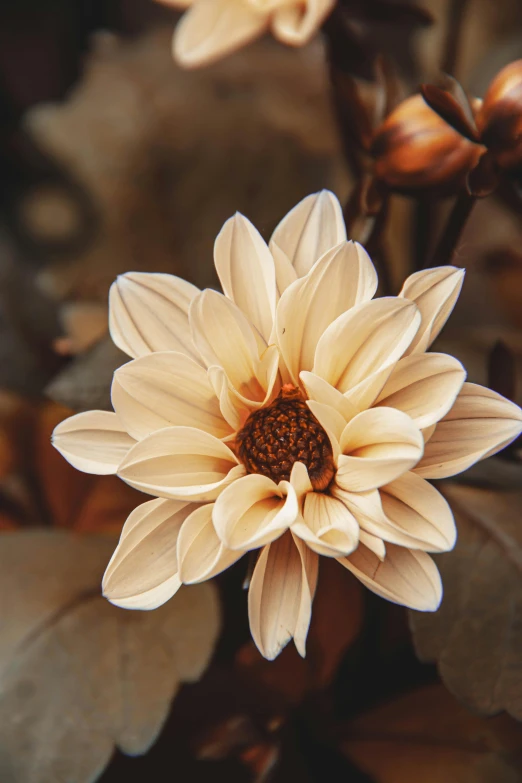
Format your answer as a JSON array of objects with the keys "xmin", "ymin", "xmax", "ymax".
[{"xmin": 236, "ymin": 384, "xmax": 335, "ymax": 491}]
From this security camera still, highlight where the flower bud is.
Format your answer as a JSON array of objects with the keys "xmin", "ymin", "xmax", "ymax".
[
  {"xmin": 476, "ymin": 59, "xmax": 522, "ymax": 173},
  {"xmin": 371, "ymin": 94, "xmax": 483, "ymax": 193}
]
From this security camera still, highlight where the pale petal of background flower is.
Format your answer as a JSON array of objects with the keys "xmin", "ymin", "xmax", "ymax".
[
  {"xmin": 52, "ymin": 410, "xmax": 135, "ymax": 474},
  {"xmin": 271, "ymin": 0, "xmax": 335, "ymax": 46}
]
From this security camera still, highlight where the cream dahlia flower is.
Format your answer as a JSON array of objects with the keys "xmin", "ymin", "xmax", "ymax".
[
  {"xmin": 156, "ymin": 0, "xmax": 334, "ymax": 68},
  {"xmin": 53, "ymin": 191, "xmax": 522, "ymax": 660}
]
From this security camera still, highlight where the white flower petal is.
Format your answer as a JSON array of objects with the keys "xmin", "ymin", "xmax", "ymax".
[
  {"xmin": 292, "ymin": 492, "xmax": 359, "ymax": 557},
  {"xmin": 173, "ymin": 0, "xmax": 267, "ymax": 68},
  {"xmin": 336, "ymin": 408, "xmax": 424, "ymax": 492},
  {"xmin": 109, "ymin": 272, "xmax": 200, "ymax": 360},
  {"xmin": 271, "ymin": 0, "xmax": 335, "ymax": 45},
  {"xmin": 399, "ymin": 266, "xmax": 464, "ymax": 355},
  {"xmin": 271, "ymin": 241, "xmax": 298, "ymax": 297},
  {"xmin": 102, "ymin": 498, "xmax": 194, "ymax": 609},
  {"xmin": 313, "ymin": 297, "xmax": 421, "ymax": 396},
  {"xmin": 338, "ymin": 544, "xmax": 442, "ymax": 611},
  {"xmin": 248, "ymin": 531, "xmax": 318, "ymax": 660},
  {"xmin": 117, "ymin": 426, "xmax": 245, "ymax": 501},
  {"xmin": 414, "ymin": 382, "xmax": 522, "ymax": 479},
  {"xmin": 269, "ymin": 191, "xmax": 346, "ymax": 279},
  {"xmin": 359, "ymin": 530, "xmax": 386, "ymax": 560},
  {"xmin": 306, "ymin": 400, "xmax": 343, "ymax": 462},
  {"xmin": 276, "ymin": 241, "xmax": 378, "ymax": 385},
  {"xmin": 374, "ymin": 352, "xmax": 466, "ymax": 429},
  {"xmin": 213, "ymin": 474, "xmax": 299, "ymax": 550},
  {"xmin": 301, "ymin": 371, "xmax": 359, "ymax": 423},
  {"xmin": 177, "ymin": 504, "xmax": 244, "ymax": 583},
  {"xmin": 214, "ymin": 212, "xmax": 276, "ymax": 342},
  {"xmin": 112, "ymin": 351, "xmax": 232, "ymax": 441},
  {"xmin": 380, "ymin": 472, "xmax": 456, "ymax": 552},
  {"xmin": 52, "ymin": 410, "xmax": 135, "ymax": 475}
]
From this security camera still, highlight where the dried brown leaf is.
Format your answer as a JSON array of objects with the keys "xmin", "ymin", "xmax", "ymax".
[
  {"xmin": 410, "ymin": 480, "xmax": 522, "ymax": 720},
  {"xmin": 0, "ymin": 530, "xmax": 220, "ymax": 783}
]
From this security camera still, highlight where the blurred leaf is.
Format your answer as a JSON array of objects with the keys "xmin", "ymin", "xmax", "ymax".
[
  {"xmin": 342, "ymin": 684, "xmax": 522, "ymax": 782},
  {"xmin": 0, "ymin": 530, "xmax": 220, "ymax": 783},
  {"xmin": 410, "ymin": 481, "xmax": 522, "ymax": 720}
]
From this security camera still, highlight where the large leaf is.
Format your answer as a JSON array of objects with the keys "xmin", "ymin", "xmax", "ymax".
[
  {"xmin": 0, "ymin": 530, "xmax": 220, "ymax": 783},
  {"xmin": 409, "ymin": 478, "xmax": 522, "ymax": 720}
]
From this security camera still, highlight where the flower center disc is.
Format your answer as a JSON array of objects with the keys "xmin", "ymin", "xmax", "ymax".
[{"xmin": 236, "ymin": 384, "xmax": 335, "ymax": 491}]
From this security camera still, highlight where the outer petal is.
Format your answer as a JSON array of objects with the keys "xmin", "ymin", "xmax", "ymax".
[
  {"xmin": 102, "ymin": 498, "xmax": 194, "ymax": 609},
  {"xmin": 214, "ymin": 212, "xmax": 276, "ymax": 342},
  {"xmin": 276, "ymin": 241, "xmax": 378, "ymax": 385},
  {"xmin": 271, "ymin": 0, "xmax": 335, "ymax": 45},
  {"xmin": 271, "ymin": 241, "xmax": 298, "ymax": 297},
  {"xmin": 173, "ymin": 0, "xmax": 267, "ymax": 68},
  {"xmin": 109, "ymin": 272, "xmax": 200, "ymax": 360},
  {"xmin": 399, "ymin": 266, "xmax": 464, "ymax": 355},
  {"xmin": 292, "ymin": 492, "xmax": 359, "ymax": 557},
  {"xmin": 177, "ymin": 504, "xmax": 244, "ymax": 583},
  {"xmin": 414, "ymin": 382, "xmax": 522, "ymax": 479},
  {"xmin": 336, "ymin": 408, "xmax": 424, "ymax": 492},
  {"xmin": 112, "ymin": 351, "xmax": 233, "ymax": 441},
  {"xmin": 269, "ymin": 191, "xmax": 346, "ymax": 279},
  {"xmin": 338, "ymin": 544, "xmax": 442, "ymax": 611},
  {"xmin": 212, "ymin": 474, "xmax": 299, "ymax": 550},
  {"xmin": 117, "ymin": 426, "xmax": 245, "ymax": 501},
  {"xmin": 248, "ymin": 531, "xmax": 319, "ymax": 660},
  {"xmin": 374, "ymin": 352, "xmax": 466, "ymax": 429},
  {"xmin": 313, "ymin": 297, "xmax": 421, "ymax": 396},
  {"xmin": 380, "ymin": 473, "xmax": 456, "ymax": 552},
  {"xmin": 52, "ymin": 410, "xmax": 135, "ymax": 475}
]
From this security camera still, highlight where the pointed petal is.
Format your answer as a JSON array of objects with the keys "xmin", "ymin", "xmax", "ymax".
[
  {"xmin": 301, "ymin": 371, "xmax": 359, "ymax": 423},
  {"xmin": 271, "ymin": 241, "xmax": 298, "ymax": 297},
  {"xmin": 359, "ymin": 530, "xmax": 386, "ymax": 560},
  {"xmin": 269, "ymin": 191, "xmax": 346, "ymax": 279},
  {"xmin": 338, "ymin": 543, "xmax": 442, "ymax": 610},
  {"xmin": 102, "ymin": 498, "xmax": 193, "ymax": 609},
  {"xmin": 414, "ymin": 382, "xmax": 522, "ymax": 479},
  {"xmin": 213, "ymin": 474, "xmax": 299, "ymax": 550},
  {"xmin": 374, "ymin": 352, "xmax": 466, "ymax": 429},
  {"xmin": 276, "ymin": 241, "xmax": 378, "ymax": 385},
  {"xmin": 248, "ymin": 531, "xmax": 318, "ymax": 660},
  {"xmin": 313, "ymin": 297, "xmax": 421, "ymax": 395},
  {"xmin": 52, "ymin": 410, "xmax": 135, "ymax": 475},
  {"xmin": 306, "ymin": 400, "xmax": 344, "ymax": 461},
  {"xmin": 214, "ymin": 212, "xmax": 276, "ymax": 342},
  {"xmin": 271, "ymin": 0, "xmax": 335, "ymax": 45},
  {"xmin": 117, "ymin": 426, "xmax": 245, "ymax": 501},
  {"xmin": 109, "ymin": 272, "xmax": 200, "ymax": 360},
  {"xmin": 380, "ymin": 472, "xmax": 456, "ymax": 552},
  {"xmin": 336, "ymin": 408, "xmax": 424, "ymax": 492},
  {"xmin": 112, "ymin": 351, "xmax": 232, "ymax": 441},
  {"xmin": 292, "ymin": 492, "xmax": 359, "ymax": 557},
  {"xmin": 289, "ymin": 460, "xmax": 313, "ymax": 498},
  {"xmin": 173, "ymin": 0, "xmax": 267, "ymax": 68},
  {"xmin": 177, "ymin": 503, "xmax": 244, "ymax": 583},
  {"xmin": 399, "ymin": 266, "xmax": 464, "ymax": 355}
]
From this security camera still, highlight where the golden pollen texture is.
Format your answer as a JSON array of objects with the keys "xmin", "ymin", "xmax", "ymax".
[{"xmin": 236, "ymin": 385, "xmax": 335, "ymax": 491}]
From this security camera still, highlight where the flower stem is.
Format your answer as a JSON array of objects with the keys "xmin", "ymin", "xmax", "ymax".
[{"xmin": 426, "ymin": 190, "xmax": 476, "ymax": 268}]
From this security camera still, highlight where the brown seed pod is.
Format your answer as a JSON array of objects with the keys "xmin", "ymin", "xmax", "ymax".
[
  {"xmin": 476, "ymin": 59, "xmax": 522, "ymax": 173},
  {"xmin": 371, "ymin": 94, "xmax": 483, "ymax": 194}
]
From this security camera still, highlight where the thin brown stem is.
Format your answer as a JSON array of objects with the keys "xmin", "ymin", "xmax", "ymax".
[
  {"xmin": 427, "ymin": 190, "xmax": 476, "ymax": 268},
  {"xmin": 442, "ymin": 0, "xmax": 470, "ymax": 76}
]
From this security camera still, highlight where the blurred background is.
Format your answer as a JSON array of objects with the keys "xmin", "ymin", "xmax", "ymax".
[{"xmin": 0, "ymin": 0, "xmax": 522, "ymax": 781}]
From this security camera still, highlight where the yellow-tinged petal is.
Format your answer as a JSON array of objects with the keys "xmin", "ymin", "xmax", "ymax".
[
  {"xmin": 112, "ymin": 351, "xmax": 233, "ymax": 441},
  {"xmin": 214, "ymin": 212, "xmax": 276, "ymax": 342},
  {"xmin": 359, "ymin": 530, "xmax": 386, "ymax": 560},
  {"xmin": 271, "ymin": 0, "xmax": 335, "ymax": 45},
  {"xmin": 313, "ymin": 297, "xmax": 421, "ymax": 396},
  {"xmin": 399, "ymin": 266, "xmax": 464, "ymax": 355},
  {"xmin": 177, "ymin": 504, "xmax": 244, "ymax": 583},
  {"xmin": 374, "ymin": 352, "xmax": 466, "ymax": 429},
  {"xmin": 102, "ymin": 498, "xmax": 194, "ymax": 609},
  {"xmin": 173, "ymin": 0, "xmax": 268, "ymax": 68},
  {"xmin": 108, "ymin": 272, "xmax": 200, "ymax": 360},
  {"xmin": 338, "ymin": 543, "xmax": 442, "ymax": 611},
  {"xmin": 117, "ymin": 426, "xmax": 245, "ymax": 501},
  {"xmin": 414, "ymin": 382, "xmax": 522, "ymax": 479},
  {"xmin": 276, "ymin": 241, "xmax": 377, "ymax": 385},
  {"xmin": 248, "ymin": 531, "xmax": 318, "ymax": 660},
  {"xmin": 52, "ymin": 410, "xmax": 135, "ymax": 475},
  {"xmin": 336, "ymin": 408, "xmax": 424, "ymax": 492},
  {"xmin": 213, "ymin": 474, "xmax": 299, "ymax": 550},
  {"xmin": 271, "ymin": 241, "xmax": 298, "ymax": 297},
  {"xmin": 269, "ymin": 190, "xmax": 346, "ymax": 279},
  {"xmin": 292, "ymin": 492, "xmax": 359, "ymax": 557}
]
